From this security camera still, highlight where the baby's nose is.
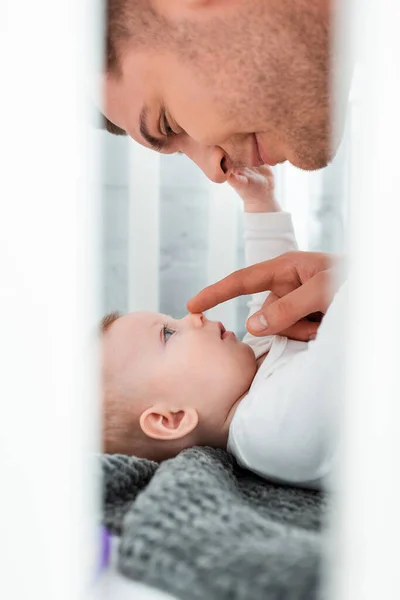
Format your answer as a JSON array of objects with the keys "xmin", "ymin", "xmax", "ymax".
[{"xmin": 186, "ymin": 313, "xmax": 207, "ymax": 328}]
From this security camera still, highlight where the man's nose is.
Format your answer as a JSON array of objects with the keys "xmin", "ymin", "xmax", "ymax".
[{"xmin": 184, "ymin": 142, "xmax": 230, "ymax": 184}]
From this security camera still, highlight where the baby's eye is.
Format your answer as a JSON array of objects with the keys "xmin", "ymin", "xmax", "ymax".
[{"xmin": 163, "ymin": 326, "xmax": 176, "ymax": 342}]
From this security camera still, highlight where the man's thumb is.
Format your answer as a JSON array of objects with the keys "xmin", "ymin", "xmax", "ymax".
[
  {"xmin": 247, "ymin": 292, "xmax": 296, "ymax": 336},
  {"xmin": 247, "ymin": 311, "xmax": 269, "ymax": 334}
]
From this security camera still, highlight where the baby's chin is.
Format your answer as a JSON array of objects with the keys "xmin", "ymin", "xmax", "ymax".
[
  {"xmin": 236, "ymin": 340, "xmax": 258, "ymax": 377},
  {"xmin": 239, "ymin": 339, "xmax": 257, "ymax": 361}
]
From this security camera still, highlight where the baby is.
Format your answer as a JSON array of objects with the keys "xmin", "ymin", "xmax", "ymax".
[{"xmin": 102, "ymin": 166, "xmax": 342, "ymax": 489}]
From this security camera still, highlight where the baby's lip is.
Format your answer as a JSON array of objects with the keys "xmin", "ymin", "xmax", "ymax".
[
  {"xmin": 217, "ymin": 322, "xmax": 236, "ymax": 340},
  {"xmin": 217, "ymin": 322, "xmax": 226, "ymax": 338},
  {"xmin": 222, "ymin": 330, "xmax": 236, "ymax": 340}
]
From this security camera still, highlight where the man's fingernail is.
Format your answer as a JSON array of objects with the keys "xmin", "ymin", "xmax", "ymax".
[
  {"xmin": 309, "ymin": 333, "xmax": 317, "ymax": 341},
  {"xmin": 248, "ymin": 313, "xmax": 268, "ymax": 332}
]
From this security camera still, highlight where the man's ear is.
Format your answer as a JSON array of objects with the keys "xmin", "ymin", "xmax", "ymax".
[{"xmin": 139, "ymin": 405, "xmax": 199, "ymax": 441}]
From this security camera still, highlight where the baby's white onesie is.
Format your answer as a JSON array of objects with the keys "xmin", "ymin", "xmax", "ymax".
[{"xmin": 227, "ymin": 212, "xmax": 345, "ymax": 489}]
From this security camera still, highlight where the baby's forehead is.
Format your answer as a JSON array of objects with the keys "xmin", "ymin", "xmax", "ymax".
[
  {"xmin": 111, "ymin": 311, "xmax": 164, "ymax": 339},
  {"xmin": 121, "ymin": 310, "xmax": 161, "ymax": 326},
  {"xmin": 103, "ymin": 311, "xmax": 165, "ymax": 373}
]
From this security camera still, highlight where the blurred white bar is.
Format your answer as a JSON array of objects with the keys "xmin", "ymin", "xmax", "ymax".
[
  {"xmin": 99, "ymin": 130, "xmax": 130, "ymax": 314},
  {"xmin": 309, "ymin": 139, "xmax": 347, "ymax": 254},
  {"xmin": 206, "ymin": 183, "xmax": 239, "ymax": 331},
  {"xmin": 128, "ymin": 141, "xmax": 160, "ymax": 312},
  {"xmin": 274, "ymin": 163, "xmax": 313, "ymax": 250},
  {"xmin": 0, "ymin": 2, "xmax": 101, "ymax": 600},
  {"xmin": 333, "ymin": 1, "xmax": 400, "ymax": 599}
]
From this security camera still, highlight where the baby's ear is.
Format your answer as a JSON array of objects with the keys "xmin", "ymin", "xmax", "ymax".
[{"xmin": 139, "ymin": 405, "xmax": 198, "ymax": 441}]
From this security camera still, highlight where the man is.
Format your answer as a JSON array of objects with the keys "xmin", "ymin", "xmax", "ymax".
[{"xmin": 103, "ymin": 0, "xmax": 347, "ymax": 337}]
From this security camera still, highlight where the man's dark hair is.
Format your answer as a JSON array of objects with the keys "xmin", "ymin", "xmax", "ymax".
[{"xmin": 102, "ymin": 114, "xmax": 127, "ymax": 136}]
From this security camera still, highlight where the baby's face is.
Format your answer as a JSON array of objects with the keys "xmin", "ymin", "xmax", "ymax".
[{"xmin": 103, "ymin": 311, "xmax": 256, "ymax": 434}]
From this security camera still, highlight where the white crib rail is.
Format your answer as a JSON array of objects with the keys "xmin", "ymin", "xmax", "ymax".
[{"xmin": 0, "ymin": 2, "xmax": 101, "ymax": 599}]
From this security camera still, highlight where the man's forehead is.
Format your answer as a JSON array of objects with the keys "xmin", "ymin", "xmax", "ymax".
[
  {"xmin": 104, "ymin": 51, "xmax": 151, "ymax": 134},
  {"xmin": 103, "ymin": 51, "xmax": 174, "ymax": 153},
  {"xmin": 103, "ymin": 74, "xmax": 130, "ymax": 133}
]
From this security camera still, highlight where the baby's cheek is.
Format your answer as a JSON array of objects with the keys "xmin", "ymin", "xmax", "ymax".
[{"xmin": 235, "ymin": 344, "xmax": 258, "ymax": 379}]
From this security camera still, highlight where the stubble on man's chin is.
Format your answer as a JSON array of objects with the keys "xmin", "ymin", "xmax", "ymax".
[
  {"xmin": 286, "ymin": 125, "xmax": 333, "ymax": 172},
  {"xmin": 290, "ymin": 147, "xmax": 332, "ymax": 172}
]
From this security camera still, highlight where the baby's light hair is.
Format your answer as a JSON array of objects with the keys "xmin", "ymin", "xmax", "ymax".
[
  {"xmin": 101, "ymin": 311, "xmax": 121, "ymax": 333},
  {"xmin": 100, "ymin": 311, "xmax": 158, "ymax": 459},
  {"xmin": 100, "ymin": 311, "xmax": 193, "ymax": 461}
]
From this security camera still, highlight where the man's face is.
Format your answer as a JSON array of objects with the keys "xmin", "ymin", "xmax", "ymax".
[{"xmin": 104, "ymin": 0, "xmax": 333, "ymax": 182}]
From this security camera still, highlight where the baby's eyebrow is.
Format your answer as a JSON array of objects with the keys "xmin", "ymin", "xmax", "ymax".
[{"xmin": 149, "ymin": 317, "xmax": 163, "ymax": 336}]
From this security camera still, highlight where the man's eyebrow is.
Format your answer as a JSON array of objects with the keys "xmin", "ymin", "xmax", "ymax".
[{"xmin": 139, "ymin": 106, "xmax": 167, "ymax": 151}]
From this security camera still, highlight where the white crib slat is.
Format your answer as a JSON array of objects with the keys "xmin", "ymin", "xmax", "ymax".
[
  {"xmin": 128, "ymin": 141, "xmax": 161, "ymax": 313},
  {"xmin": 206, "ymin": 183, "xmax": 240, "ymax": 332},
  {"xmin": 0, "ymin": 1, "xmax": 101, "ymax": 599},
  {"xmin": 274, "ymin": 163, "xmax": 315, "ymax": 251}
]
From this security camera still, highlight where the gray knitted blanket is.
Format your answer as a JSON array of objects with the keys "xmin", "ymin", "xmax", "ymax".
[{"xmin": 101, "ymin": 447, "xmax": 328, "ymax": 600}]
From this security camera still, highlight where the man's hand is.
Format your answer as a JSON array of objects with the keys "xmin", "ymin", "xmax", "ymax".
[{"xmin": 187, "ymin": 251, "xmax": 342, "ymax": 342}]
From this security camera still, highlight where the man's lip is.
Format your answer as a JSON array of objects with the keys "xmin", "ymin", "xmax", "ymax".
[
  {"xmin": 251, "ymin": 135, "xmax": 265, "ymax": 167},
  {"xmin": 255, "ymin": 134, "xmax": 279, "ymax": 167}
]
